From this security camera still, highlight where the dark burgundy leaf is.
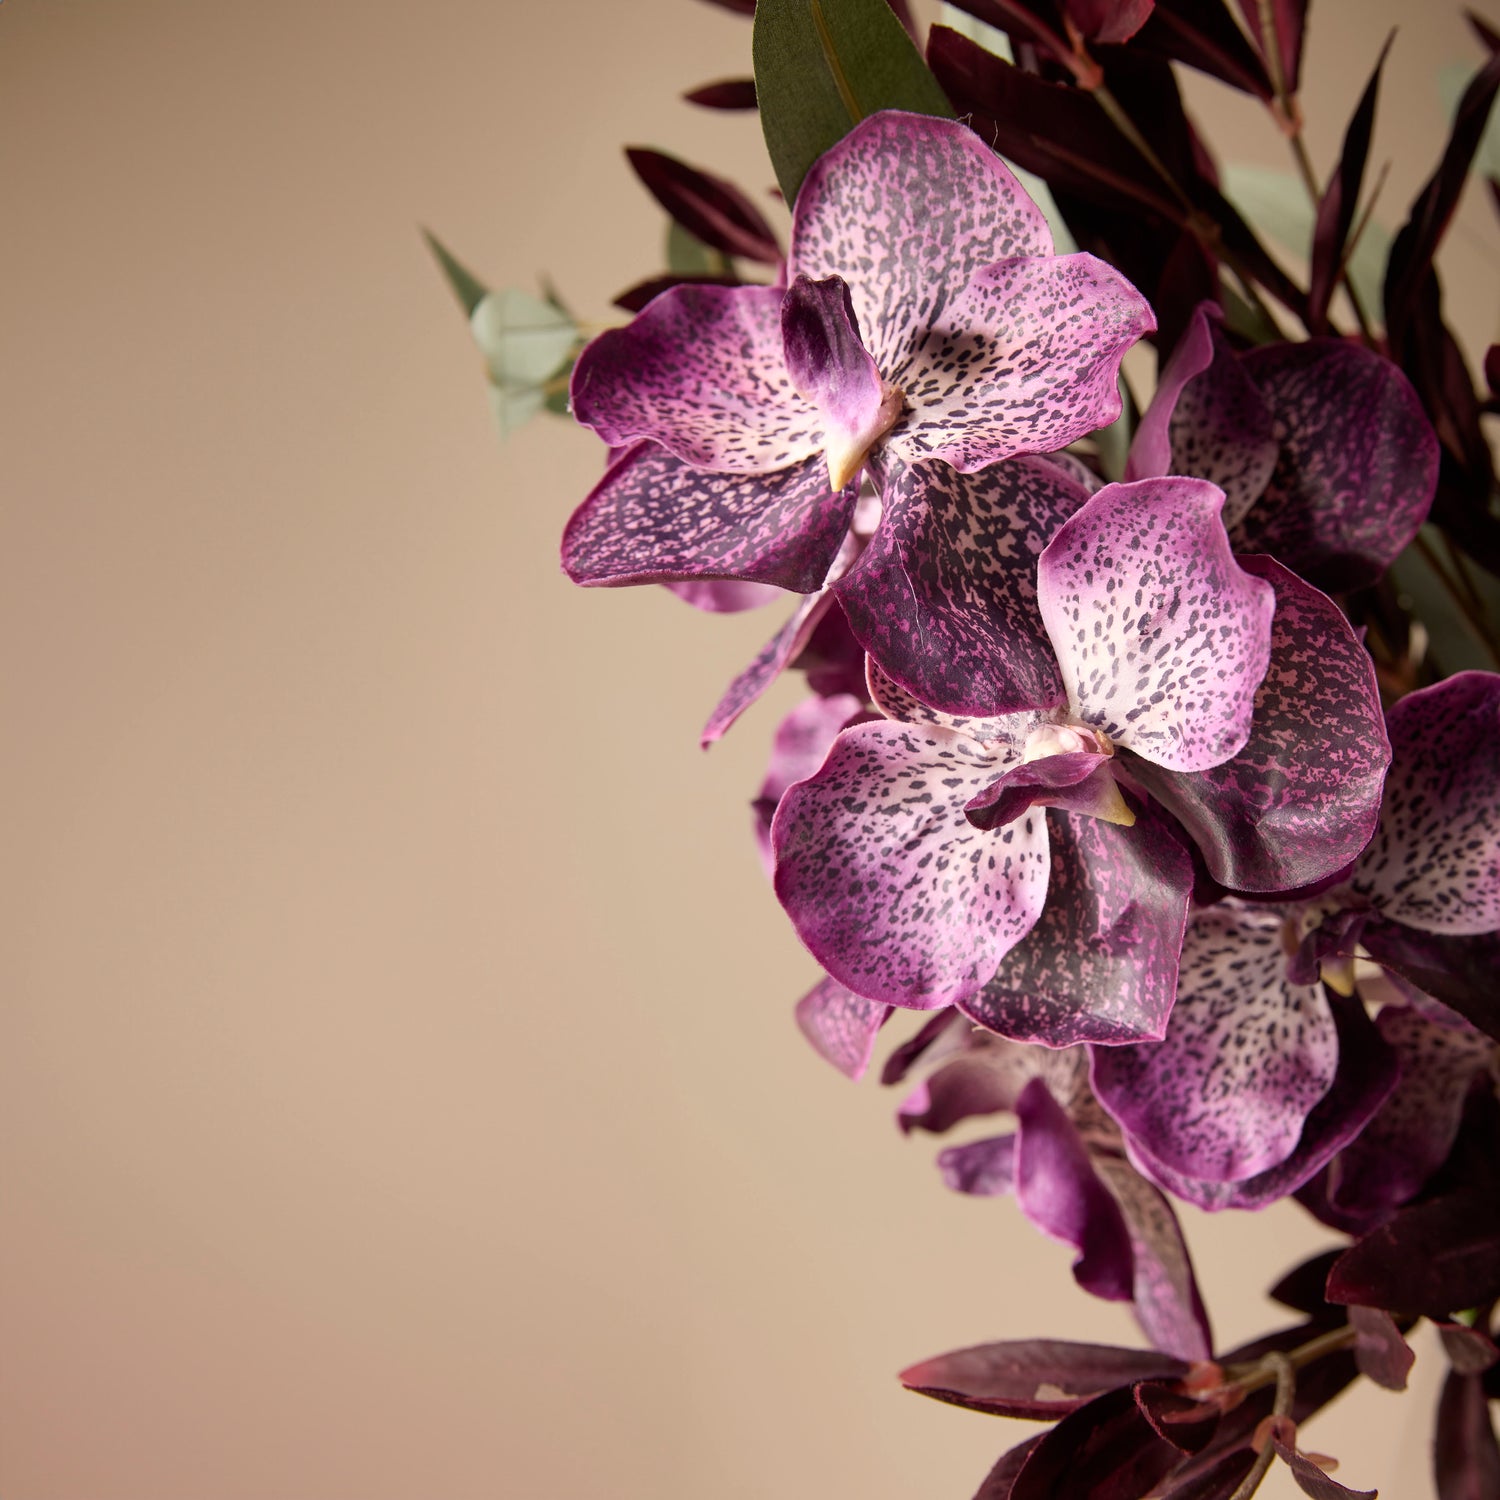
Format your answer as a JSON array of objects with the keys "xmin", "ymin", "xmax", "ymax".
[
  {"xmin": 976, "ymin": 1435, "xmax": 1047, "ymax": 1500},
  {"xmin": 1159, "ymin": 1449, "xmax": 1256, "ymax": 1499},
  {"xmin": 1271, "ymin": 1439, "xmax": 1377, "ymax": 1499},
  {"xmin": 625, "ymin": 147, "xmax": 782, "ymax": 264},
  {"xmin": 1235, "ymin": 0, "xmax": 1306, "ymax": 93},
  {"xmin": 1008, "ymin": 1384, "xmax": 1184, "ymax": 1500},
  {"xmin": 1269, "ymin": 1250, "xmax": 1344, "ymax": 1317},
  {"xmin": 1066, "ymin": 0, "xmax": 1156, "ymax": 43},
  {"xmin": 1135, "ymin": 1380, "xmax": 1219, "ymax": 1453},
  {"xmin": 1438, "ymin": 1322, "xmax": 1500, "ymax": 1377},
  {"xmin": 684, "ymin": 78, "xmax": 759, "ymax": 109},
  {"xmin": 1349, "ymin": 1304, "xmax": 1415, "ymax": 1391},
  {"xmin": 1486, "ymin": 344, "xmax": 1500, "ymax": 397},
  {"xmin": 1436, "ymin": 1370, "xmax": 1500, "ymax": 1500},
  {"xmin": 899, "ymin": 1339, "xmax": 1188, "ymax": 1420},
  {"xmin": 611, "ymin": 273, "xmax": 741, "ymax": 313},
  {"xmin": 1308, "ymin": 34, "xmax": 1391, "ymax": 333},
  {"xmin": 1384, "ymin": 50, "xmax": 1500, "ymax": 357},
  {"xmin": 1470, "ymin": 9, "xmax": 1500, "ymax": 52},
  {"xmin": 939, "ymin": 0, "xmax": 1075, "ymax": 63},
  {"xmin": 1132, "ymin": 0, "xmax": 1273, "ymax": 100},
  {"xmin": 1328, "ymin": 1189, "xmax": 1500, "ymax": 1317},
  {"xmin": 696, "ymin": 0, "xmax": 756, "ymax": 13}
]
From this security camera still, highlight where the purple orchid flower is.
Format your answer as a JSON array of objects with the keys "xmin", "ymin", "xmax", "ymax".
[
  {"xmin": 562, "ymin": 111, "xmax": 1154, "ymax": 677},
  {"xmin": 771, "ymin": 475, "xmax": 1271, "ymax": 1022},
  {"xmin": 1126, "ymin": 301, "xmax": 1439, "ymax": 592}
]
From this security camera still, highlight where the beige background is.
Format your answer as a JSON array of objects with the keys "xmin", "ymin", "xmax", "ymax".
[{"xmin": 1, "ymin": 1, "xmax": 1494, "ymax": 1496}]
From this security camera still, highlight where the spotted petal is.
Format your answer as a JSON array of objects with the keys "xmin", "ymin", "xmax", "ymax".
[
  {"xmin": 1350, "ymin": 672, "xmax": 1500, "ymax": 934},
  {"xmin": 702, "ymin": 593, "xmax": 832, "ymax": 746},
  {"xmin": 1091, "ymin": 905, "xmax": 1337, "ymax": 1183},
  {"xmin": 772, "ymin": 720, "xmax": 1049, "ymax": 1008},
  {"xmin": 569, "ymin": 283, "xmax": 822, "ymax": 472},
  {"xmin": 884, "ymin": 254, "xmax": 1153, "ymax": 472},
  {"xmin": 960, "ymin": 805, "xmax": 1192, "ymax": 1047},
  {"xmin": 794, "ymin": 975, "xmax": 891, "ymax": 1081},
  {"xmin": 1038, "ymin": 477, "xmax": 1275, "ymax": 771},
  {"xmin": 563, "ymin": 443, "xmax": 856, "ymax": 595},
  {"xmin": 1234, "ymin": 340, "xmax": 1439, "ymax": 591},
  {"xmin": 1125, "ymin": 301, "xmax": 1277, "ymax": 530},
  {"xmin": 1122, "ymin": 557, "xmax": 1390, "ymax": 893},
  {"xmin": 833, "ymin": 456, "xmax": 1081, "ymax": 716},
  {"xmin": 789, "ymin": 110, "xmax": 1053, "ymax": 378}
]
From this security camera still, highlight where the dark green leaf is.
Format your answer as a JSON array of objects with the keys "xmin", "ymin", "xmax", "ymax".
[
  {"xmin": 422, "ymin": 228, "xmax": 489, "ymax": 318},
  {"xmin": 752, "ymin": 0, "xmax": 952, "ymax": 206}
]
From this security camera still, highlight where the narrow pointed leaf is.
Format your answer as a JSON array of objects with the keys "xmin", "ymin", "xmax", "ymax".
[
  {"xmin": 1132, "ymin": 0, "xmax": 1273, "ymax": 100},
  {"xmin": 1270, "ymin": 1438, "xmax": 1376, "ymax": 1500},
  {"xmin": 1235, "ymin": 0, "xmax": 1306, "ymax": 94},
  {"xmin": 684, "ymin": 77, "xmax": 759, "ymax": 109},
  {"xmin": 1435, "ymin": 1371, "xmax": 1500, "ymax": 1500},
  {"xmin": 753, "ymin": 0, "xmax": 953, "ymax": 207},
  {"xmin": 423, "ymin": 229, "xmax": 489, "ymax": 318},
  {"xmin": 626, "ymin": 147, "xmax": 782, "ymax": 264}
]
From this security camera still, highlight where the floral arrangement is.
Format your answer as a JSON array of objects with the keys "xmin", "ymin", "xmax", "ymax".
[{"xmin": 435, "ymin": 2, "xmax": 1500, "ymax": 1494}]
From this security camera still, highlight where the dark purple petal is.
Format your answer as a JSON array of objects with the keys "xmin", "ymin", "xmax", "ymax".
[
  {"xmin": 1127, "ymin": 303, "xmax": 1277, "ymax": 530},
  {"xmin": 960, "ymin": 805, "xmax": 1192, "ymax": 1048},
  {"xmin": 938, "ymin": 1133, "xmax": 1017, "ymax": 1196},
  {"xmin": 781, "ymin": 274, "xmax": 899, "ymax": 488},
  {"xmin": 1435, "ymin": 1371, "xmax": 1500, "ymax": 1500},
  {"xmin": 1094, "ymin": 1155, "xmax": 1214, "ymax": 1362},
  {"xmin": 705, "ymin": 594, "xmax": 831, "ymax": 747},
  {"xmin": 1007, "ymin": 1384, "xmax": 1184, "ymax": 1500},
  {"xmin": 964, "ymin": 753, "xmax": 1118, "ymax": 832},
  {"xmin": 624, "ymin": 146, "xmax": 782, "ymax": 265},
  {"xmin": 1127, "ymin": 990, "xmax": 1398, "ymax": 1211},
  {"xmin": 612, "ymin": 272, "xmax": 740, "ymax": 314},
  {"xmin": 1234, "ymin": 340, "xmax": 1440, "ymax": 591},
  {"xmin": 1348, "ymin": 1304, "xmax": 1415, "ymax": 1391},
  {"xmin": 1038, "ymin": 477, "xmax": 1275, "ymax": 772},
  {"xmin": 884, "ymin": 252, "xmax": 1153, "ymax": 472},
  {"xmin": 865, "ymin": 656, "xmax": 1042, "ymax": 745},
  {"xmin": 903, "ymin": 1028, "xmax": 1089, "ymax": 1134},
  {"xmin": 1092, "ymin": 905, "xmax": 1336, "ymax": 1183},
  {"xmin": 1356, "ymin": 923, "xmax": 1500, "ymax": 1045},
  {"xmin": 1270, "ymin": 1438, "xmax": 1376, "ymax": 1500},
  {"xmin": 974, "ymin": 1436, "xmax": 1046, "ymax": 1500},
  {"xmin": 1323, "ymin": 1004, "xmax": 1497, "ymax": 1228},
  {"xmin": 899, "ymin": 1338, "xmax": 1187, "ymax": 1421},
  {"xmin": 1122, "ymin": 556, "xmax": 1390, "ymax": 894},
  {"xmin": 881, "ymin": 1007, "xmax": 970, "ymax": 1084},
  {"xmin": 1014, "ymin": 1077, "xmax": 1136, "ymax": 1302},
  {"xmin": 834, "ymin": 456, "xmax": 1081, "ymax": 717},
  {"xmin": 789, "ymin": 111, "xmax": 1053, "ymax": 378},
  {"xmin": 563, "ymin": 444, "xmax": 856, "ymax": 595},
  {"xmin": 570, "ymin": 283, "xmax": 821, "ymax": 471},
  {"xmin": 1350, "ymin": 672, "xmax": 1500, "ymax": 935},
  {"xmin": 773, "ymin": 721, "xmax": 1050, "ymax": 1008},
  {"xmin": 794, "ymin": 975, "xmax": 891, "ymax": 1080},
  {"xmin": 1438, "ymin": 1322, "xmax": 1500, "ymax": 1377},
  {"xmin": 751, "ymin": 692, "xmax": 864, "ymax": 875},
  {"xmin": 662, "ymin": 578, "xmax": 783, "ymax": 612}
]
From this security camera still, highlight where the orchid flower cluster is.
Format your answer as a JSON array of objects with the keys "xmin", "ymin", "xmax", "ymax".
[{"xmin": 443, "ymin": 1, "xmax": 1500, "ymax": 1494}]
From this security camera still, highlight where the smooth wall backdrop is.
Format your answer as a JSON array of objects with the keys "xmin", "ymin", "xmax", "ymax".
[{"xmin": 0, "ymin": 2, "xmax": 1493, "ymax": 1496}]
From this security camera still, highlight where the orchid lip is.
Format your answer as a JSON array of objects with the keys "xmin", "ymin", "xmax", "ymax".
[
  {"xmin": 823, "ymin": 381, "xmax": 905, "ymax": 491},
  {"xmin": 1022, "ymin": 722, "xmax": 1115, "ymax": 763}
]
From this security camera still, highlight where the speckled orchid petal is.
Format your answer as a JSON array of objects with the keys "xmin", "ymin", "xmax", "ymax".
[
  {"xmin": 965, "ymin": 755, "xmax": 1127, "ymax": 831},
  {"xmin": 1013, "ymin": 1077, "xmax": 1135, "ymax": 1302},
  {"xmin": 662, "ymin": 578, "xmax": 783, "ymax": 613},
  {"xmin": 570, "ymin": 283, "xmax": 822, "ymax": 471},
  {"xmin": 703, "ymin": 592, "xmax": 831, "ymax": 747},
  {"xmin": 899, "ymin": 1056, "xmax": 1020, "ymax": 1135},
  {"xmin": 938, "ymin": 1133, "xmax": 1018, "ymax": 1196},
  {"xmin": 1038, "ymin": 478, "xmax": 1275, "ymax": 772},
  {"xmin": 772, "ymin": 720, "xmax": 1050, "ymax": 1008},
  {"xmin": 562, "ymin": 443, "xmax": 856, "ymax": 595},
  {"xmin": 752, "ymin": 693, "xmax": 866, "ymax": 877},
  {"xmin": 794, "ymin": 975, "xmax": 892, "ymax": 1081},
  {"xmin": 789, "ymin": 111, "xmax": 1053, "ymax": 378},
  {"xmin": 1092, "ymin": 1156, "xmax": 1214, "ymax": 1361},
  {"xmin": 1128, "ymin": 991, "xmax": 1397, "ymax": 1212},
  {"xmin": 781, "ymin": 275, "xmax": 901, "ymax": 490},
  {"xmin": 1122, "ymin": 558, "xmax": 1390, "ymax": 893},
  {"xmin": 833, "ymin": 456, "xmax": 1080, "ymax": 717},
  {"xmin": 1234, "ymin": 340, "xmax": 1440, "ymax": 591},
  {"xmin": 959, "ymin": 805, "xmax": 1192, "ymax": 1048},
  {"xmin": 1350, "ymin": 672, "xmax": 1500, "ymax": 934},
  {"xmin": 884, "ymin": 254, "xmax": 1154, "ymax": 472},
  {"xmin": 1125, "ymin": 302, "xmax": 1277, "ymax": 530},
  {"xmin": 1324, "ymin": 1006, "xmax": 1497, "ymax": 1228},
  {"xmin": 865, "ymin": 659, "xmax": 1039, "ymax": 746},
  {"xmin": 1092, "ymin": 905, "xmax": 1337, "ymax": 1183}
]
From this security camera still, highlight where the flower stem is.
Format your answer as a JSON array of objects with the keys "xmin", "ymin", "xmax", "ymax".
[{"xmin": 1225, "ymin": 1352, "xmax": 1296, "ymax": 1500}]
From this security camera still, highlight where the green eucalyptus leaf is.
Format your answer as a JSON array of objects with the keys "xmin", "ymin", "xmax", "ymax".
[
  {"xmin": 470, "ymin": 288, "xmax": 577, "ymax": 389},
  {"xmin": 753, "ymin": 0, "xmax": 953, "ymax": 206},
  {"xmin": 423, "ymin": 229, "xmax": 490, "ymax": 318},
  {"xmin": 666, "ymin": 222, "xmax": 732, "ymax": 276},
  {"xmin": 543, "ymin": 380, "xmax": 574, "ymax": 417},
  {"xmin": 487, "ymin": 381, "xmax": 547, "ymax": 439}
]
